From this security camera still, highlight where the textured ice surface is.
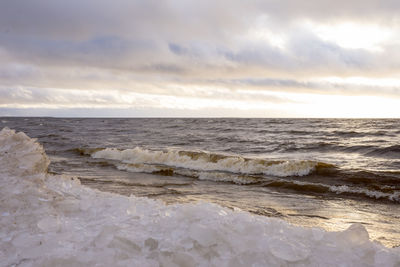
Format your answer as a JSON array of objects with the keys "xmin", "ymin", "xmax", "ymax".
[{"xmin": 1, "ymin": 127, "xmax": 400, "ymax": 266}]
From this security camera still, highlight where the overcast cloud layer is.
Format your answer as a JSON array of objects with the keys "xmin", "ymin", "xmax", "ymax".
[{"xmin": 1, "ymin": 0, "xmax": 400, "ymax": 117}]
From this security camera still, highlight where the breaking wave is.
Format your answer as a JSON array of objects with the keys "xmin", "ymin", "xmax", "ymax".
[
  {"xmin": 83, "ymin": 147, "xmax": 400, "ymax": 202},
  {"xmin": 90, "ymin": 147, "xmax": 334, "ymax": 177}
]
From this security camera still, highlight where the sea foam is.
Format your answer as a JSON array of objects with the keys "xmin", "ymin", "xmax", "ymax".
[
  {"xmin": 1, "ymin": 127, "xmax": 400, "ymax": 266},
  {"xmin": 91, "ymin": 147, "xmax": 329, "ymax": 177}
]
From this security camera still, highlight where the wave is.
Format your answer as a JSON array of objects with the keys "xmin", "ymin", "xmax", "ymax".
[
  {"xmin": 1, "ymin": 127, "xmax": 400, "ymax": 265},
  {"xmin": 365, "ymin": 145, "xmax": 400, "ymax": 158},
  {"xmin": 330, "ymin": 130, "xmax": 395, "ymax": 138},
  {"xmin": 265, "ymin": 180, "xmax": 400, "ymax": 202},
  {"xmin": 329, "ymin": 185, "xmax": 400, "ymax": 202},
  {"xmin": 267, "ymin": 140, "xmax": 400, "ymax": 159},
  {"xmin": 90, "ymin": 147, "xmax": 334, "ymax": 177},
  {"xmin": 85, "ymin": 147, "xmax": 400, "ymax": 202},
  {"xmin": 116, "ymin": 163, "xmax": 259, "ymax": 185}
]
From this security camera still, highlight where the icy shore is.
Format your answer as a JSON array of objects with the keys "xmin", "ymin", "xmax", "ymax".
[{"xmin": 1, "ymin": 127, "xmax": 399, "ymax": 266}]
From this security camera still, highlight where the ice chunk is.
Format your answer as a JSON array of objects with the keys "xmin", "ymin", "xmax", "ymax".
[
  {"xmin": 171, "ymin": 252, "xmax": 195, "ymax": 267},
  {"xmin": 311, "ymin": 227, "xmax": 324, "ymax": 241},
  {"xmin": 374, "ymin": 248, "xmax": 400, "ymax": 267},
  {"xmin": 93, "ymin": 226, "xmax": 117, "ymax": 248},
  {"xmin": 188, "ymin": 224, "xmax": 218, "ymax": 247},
  {"xmin": 37, "ymin": 217, "xmax": 60, "ymax": 232},
  {"xmin": 12, "ymin": 233, "xmax": 42, "ymax": 248},
  {"xmin": 110, "ymin": 235, "xmax": 142, "ymax": 253},
  {"xmin": 268, "ymin": 237, "xmax": 311, "ymax": 262},
  {"xmin": 145, "ymin": 238, "xmax": 159, "ymax": 250},
  {"xmin": 339, "ymin": 223, "xmax": 370, "ymax": 246},
  {"xmin": 79, "ymin": 200, "xmax": 92, "ymax": 211}
]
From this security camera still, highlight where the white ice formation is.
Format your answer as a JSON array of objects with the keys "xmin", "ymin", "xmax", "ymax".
[{"xmin": 1, "ymin": 127, "xmax": 399, "ymax": 266}]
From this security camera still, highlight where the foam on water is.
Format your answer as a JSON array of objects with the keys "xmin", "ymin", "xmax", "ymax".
[
  {"xmin": 92, "ymin": 147, "xmax": 328, "ymax": 177},
  {"xmin": 287, "ymin": 180, "xmax": 400, "ymax": 202},
  {"xmin": 329, "ymin": 185, "xmax": 400, "ymax": 202},
  {"xmin": 1, "ymin": 127, "xmax": 400, "ymax": 266}
]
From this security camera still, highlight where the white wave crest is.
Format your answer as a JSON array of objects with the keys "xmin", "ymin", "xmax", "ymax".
[
  {"xmin": 1, "ymin": 128, "xmax": 400, "ymax": 266},
  {"xmin": 197, "ymin": 172, "xmax": 258, "ymax": 185},
  {"xmin": 291, "ymin": 180, "xmax": 400, "ymax": 202},
  {"xmin": 115, "ymin": 163, "xmax": 258, "ymax": 185},
  {"xmin": 92, "ymin": 147, "xmax": 321, "ymax": 177},
  {"xmin": 329, "ymin": 185, "xmax": 400, "ymax": 202}
]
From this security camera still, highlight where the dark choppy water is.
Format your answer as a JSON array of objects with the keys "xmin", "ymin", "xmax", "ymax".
[{"xmin": 2, "ymin": 117, "xmax": 400, "ymax": 247}]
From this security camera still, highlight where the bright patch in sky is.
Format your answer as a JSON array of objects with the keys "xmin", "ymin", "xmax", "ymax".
[
  {"xmin": 248, "ymin": 28, "xmax": 286, "ymax": 50},
  {"xmin": 289, "ymin": 93, "xmax": 400, "ymax": 118},
  {"xmin": 312, "ymin": 22, "xmax": 392, "ymax": 51}
]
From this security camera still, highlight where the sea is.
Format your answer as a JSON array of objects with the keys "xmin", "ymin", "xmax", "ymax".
[{"xmin": 2, "ymin": 117, "xmax": 400, "ymax": 250}]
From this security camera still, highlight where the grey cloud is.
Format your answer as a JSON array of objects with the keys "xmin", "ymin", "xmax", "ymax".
[
  {"xmin": 254, "ymin": 0, "xmax": 400, "ymax": 24},
  {"xmin": 0, "ymin": 64, "xmax": 40, "ymax": 80},
  {"xmin": 1, "ymin": 0, "xmax": 398, "ymax": 77},
  {"xmin": 1, "ymin": 1, "xmax": 399, "ymax": 39},
  {"xmin": 218, "ymin": 29, "xmax": 377, "ymax": 76},
  {"xmin": 0, "ymin": 0, "xmax": 400, "ymax": 109},
  {"xmin": 0, "ymin": 87, "xmax": 119, "ymax": 106},
  {"xmin": 0, "ymin": 33, "xmax": 159, "ymax": 68},
  {"xmin": 0, "ymin": 82, "xmax": 297, "ymax": 113},
  {"xmin": 228, "ymin": 78, "xmax": 311, "ymax": 88},
  {"xmin": 223, "ymin": 45, "xmax": 286, "ymax": 68},
  {"xmin": 211, "ymin": 78, "xmax": 400, "ymax": 98},
  {"xmin": 285, "ymin": 29, "xmax": 372, "ymax": 72},
  {"xmin": 169, "ymin": 43, "xmax": 188, "ymax": 56},
  {"xmin": 0, "ymin": 106, "xmax": 287, "ymax": 118},
  {"xmin": 138, "ymin": 63, "xmax": 186, "ymax": 74},
  {"xmin": 0, "ymin": 0, "xmax": 248, "ymax": 41}
]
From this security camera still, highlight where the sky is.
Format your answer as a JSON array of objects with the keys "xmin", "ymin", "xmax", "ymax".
[{"xmin": 1, "ymin": 0, "xmax": 400, "ymax": 118}]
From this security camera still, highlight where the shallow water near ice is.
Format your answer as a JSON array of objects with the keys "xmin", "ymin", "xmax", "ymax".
[{"xmin": 2, "ymin": 117, "xmax": 400, "ymax": 250}]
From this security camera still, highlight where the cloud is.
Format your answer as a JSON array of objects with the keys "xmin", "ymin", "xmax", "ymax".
[
  {"xmin": 0, "ymin": 0, "xmax": 400, "ymax": 116},
  {"xmin": 211, "ymin": 78, "xmax": 400, "ymax": 98},
  {"xmin": 1, "ymin": 0, "xmax": 399, "ymax": 76}
]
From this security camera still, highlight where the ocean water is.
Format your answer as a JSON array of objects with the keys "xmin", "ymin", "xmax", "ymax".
[{"xmin": 1, "ymin": 118, "xmax": 400, "ymax": 256}]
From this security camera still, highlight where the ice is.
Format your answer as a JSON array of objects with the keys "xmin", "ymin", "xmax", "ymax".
[
  {"xmin": 339, "ymin": 223, "xmax": 370, "ymax": 246},
  {"xmin": 37, "ymin": 217, "xmax": 60, "ymax": 232},
  {"xmin": 188, "ymin": 224, "xmax": 218, "ymax": 247},
  {"xmin": 268, "ymin": 237, "xmax": 311, "ymax": 262},
  {"xmin": 1, "ymin": 127, "xmax": 400, "ymax": 266},
  {"xmin": 93, "ymin": 226, "xmax": 119, "ymax": 248},
  {"xmin": 170, "ymin": 252, "xmax": 195, "ymax": 267},
  {"xmin": 145, "ymin": 238, "xmax": 159, "ymax": 250}
]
